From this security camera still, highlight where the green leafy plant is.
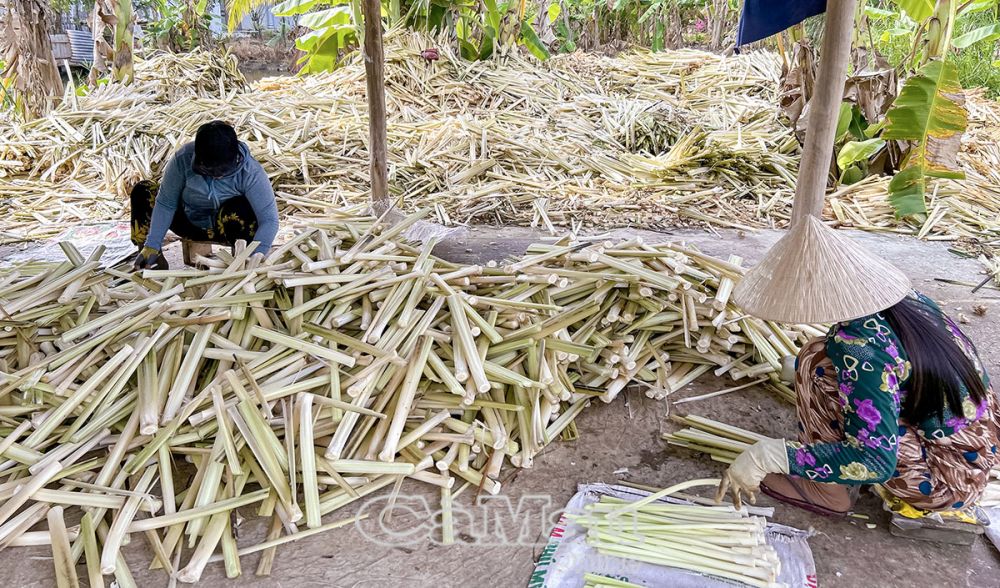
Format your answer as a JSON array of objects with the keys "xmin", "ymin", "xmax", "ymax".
[
  {"xmin": 271, "ymin": 0, "xmax": 551, "ymax": 71},
  {"xmin": 146, "ymin": 0, "xmax": 214, "ymax": 51},
  {"xmin": 883, "ymin": 59, "xmax": 968, "ymax": 216},
  {"xmin": 952, "ymin": 23, "xmax": 1000, "ymax": 49},
  {"xmin": 228, "ymin": 0, "xmax": 276, "ymax": 31},
  {"xmin": 273, "ymin": 0, "xmax": 358, "ymax": 72},
  {"xmin": 835, "ymin": 1, "xmax": 998, "ymax": 214},
  {"xmin": 838, "ymin": 138, "xmax": 886, "ymax": 184},
  {"xmin": 864, "ymin": 0, "xmax": 1000, "ymax": 92},
  {"xmin": 546, "ymin": 0, "xmax": 721, "ymax": 55},
  {"xmin": 893, "ymin": 0, "xmax": 935, "ymax": 23}
]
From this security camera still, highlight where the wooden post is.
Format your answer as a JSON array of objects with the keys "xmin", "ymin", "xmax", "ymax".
[
  {"xmin": 361, "ymin": 0, "xmax": 390, "ymax": 213},
  {"xmin": 790, "ymin": 0, "xmax": 858, "ymax": 225}
]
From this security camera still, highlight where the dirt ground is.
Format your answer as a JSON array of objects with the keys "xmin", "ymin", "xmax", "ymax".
[{"xmin": 3, "ymin": 225, "xmax": 1000, "ymax": 588}]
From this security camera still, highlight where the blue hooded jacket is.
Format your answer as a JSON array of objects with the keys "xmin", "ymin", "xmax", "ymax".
[{"xmin": 144, "ymin": 141, "xmax": 279, "ymax": 256}]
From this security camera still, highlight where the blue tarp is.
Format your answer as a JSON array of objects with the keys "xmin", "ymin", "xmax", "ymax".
[{"xmin": 736, "ymin": 0, "xmax": 827, "ymax": 46}]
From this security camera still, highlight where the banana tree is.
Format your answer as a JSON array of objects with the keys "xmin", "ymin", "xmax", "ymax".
[
  {"xmin": 877, "ymin": 0, "xmax": 990, "ymax": 216},
  {"xmin": 91, "ymin": 0, "xmax": 136, "ymax": 84},
  {"xmin": 273, "ymin": 0, "xmax": 359, "ymax": 71},
  {"xmin": 882, "ymin": 59, "xmax": 967, "ymax": 215},
  {"xmin": 0, "ymin": 0, "xmax": 64, "ymax": 119},
  {"xmin": 835, "ymin": 0, "xmax": 999, "ymax": 216},
  {"xmin": 227, "ymin": 0, "xmax": 275, "ymax": 30},
  {"xmin": 144, "ymin": 0, "xmax": 213, "ymax": 51}
]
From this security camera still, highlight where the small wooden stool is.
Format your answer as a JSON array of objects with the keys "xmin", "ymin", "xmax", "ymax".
[{"xmin": 181, "ymin": 240, "xmax": 215, "ymax": 267}]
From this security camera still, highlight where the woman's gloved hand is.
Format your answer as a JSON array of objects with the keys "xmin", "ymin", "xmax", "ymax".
[
  {"xmin": 781, "ymin": 355, "xmax": 797, "ymax": 383},
  {"xmin": 716, "ymin": 438, "xmax": 789, "ymax": 508},
  {"xmin": 133, "ymin": 247, "xmax": 169, "ymax": 271}
]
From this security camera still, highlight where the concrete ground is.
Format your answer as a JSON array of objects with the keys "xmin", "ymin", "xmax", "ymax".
[{"xmin": 3, "ymin": 226, "xmax": 1000, "ymax": 588}]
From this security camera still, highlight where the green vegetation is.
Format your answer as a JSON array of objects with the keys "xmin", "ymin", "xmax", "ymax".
[
  {"xmin": 144, "ymin": 0, "xmax": 215, "ymax": 51},
  {"xmin": 222, "ymin": 0, "xmax": 731, "ymax": 71},
  {"xmin": 822, "ymin": 1, "xmax": 999, "ymax": 217},
  {"xmin": 865, "ymin": 0, "xmax": 1000, "ymax": 96}
]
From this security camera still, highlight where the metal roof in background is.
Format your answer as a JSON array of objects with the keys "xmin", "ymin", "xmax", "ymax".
[{"xmin": 65, "ymin": 29, "xmax": 94, "ymax": 67}]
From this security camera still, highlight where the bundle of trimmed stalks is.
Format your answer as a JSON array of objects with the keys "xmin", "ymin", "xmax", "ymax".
[
  {"xmin": 0, "ymin": 211, "xmax": 811, "ymax": 583},
  {"xmin": 570, "ymin": 480, "xmax": 784, "ymax": 588},
  {"xmin": 583, "ymin": 572, "xmax": 645, "ymax": 588},
  {"xmin": 662, "ymin": 415, "xmax": 776, "ymax": 464}
]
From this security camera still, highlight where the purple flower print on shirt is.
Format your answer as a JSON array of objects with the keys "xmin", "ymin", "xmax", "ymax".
[
  {"xmin": 795, "ymin": 448, "xmax": 816, "ymax": 468},
  {"xmin": 854, "ymin": 398, "xmax": 882, "ymax": 431},
  {"xmin": 976, "ymin": 400, "xmax": 989, "ymax": 420},
  {"xmin": 839, "ymin": 381, "xmax": 854, "ymax": 396},
  {"xmin": 811, "ymin": 464, "xmax": 833, "ymax": 481},
  {"xmin": 857, "ymin": 429, "xmax": 884, "ymax": 450},
  {"xmin": 883, "ymin": 366, "xmax": 900, "ymax": 391},
  {"xmin": 945, "ymin": 415, "xmax": 968, "ymax": 432}
]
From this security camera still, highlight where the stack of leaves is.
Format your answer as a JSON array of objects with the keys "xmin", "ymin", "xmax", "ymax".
[
  {"xmin": 0, "ymin": 32, "xmax": 795, "ymax": 246},
  {"xmin": 4, "ymin": 33, "xmax": 1000, "ymax": 278},
  {"xmin": 0, "ymin": 211, "xmax": 814, "ymax": 583}
]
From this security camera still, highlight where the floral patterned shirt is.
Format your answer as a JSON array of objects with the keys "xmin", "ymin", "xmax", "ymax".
[{"xmin": 785, "ymin": 293, "xmax": 991, "ymax": 484}]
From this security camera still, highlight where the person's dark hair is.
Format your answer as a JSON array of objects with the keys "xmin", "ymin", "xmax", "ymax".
[
  {"xmin": 193, "ymin": 121, "xmax": 240, "ymax": 177},
  {"xmin": 882, "ymin": 296, "xmax": 987, "ymax": 423}
]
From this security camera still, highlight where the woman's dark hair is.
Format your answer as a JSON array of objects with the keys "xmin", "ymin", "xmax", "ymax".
[
  {"xmin": 882, "ymin": 296, "xmax": 987, "ymax": 423},
  {"xmin": 193, "ymin": 121, "xmax": 240, "ymax": 177}
]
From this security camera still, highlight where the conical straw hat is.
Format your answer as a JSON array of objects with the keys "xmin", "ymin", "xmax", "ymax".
[{"xmin": 733, "ymin": 216, "xmax": 911, "ymax": 324}]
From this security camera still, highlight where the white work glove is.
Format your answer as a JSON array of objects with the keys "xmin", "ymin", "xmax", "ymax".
[
  {"xmin": 716, "ymin": 438, "xmax": 789, "ymax": 508},
  {"xmin": 780, "ymin": 355, "xmax": 796, "ymax": 384}
]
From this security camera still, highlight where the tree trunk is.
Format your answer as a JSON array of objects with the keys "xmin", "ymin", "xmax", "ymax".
[
  {"xmin": 925, "ymin": 0, "xmax": 956, "ymax": 63},
  {"xmin": 709, "ymin": 0, "xmax": 728, "ymax": 51},
  {"xmin": 1, "ymin": 0, "xmax": 63, "ymax": 120},
  {"xmin": 90, "ymin": 0, "xmax": 135, "ymax": 84},
  {"xmin": 114, "ymin": 0, "xmax": 135, "ymax": 82}
]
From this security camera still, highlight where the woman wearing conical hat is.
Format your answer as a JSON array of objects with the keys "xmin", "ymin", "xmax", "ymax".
[{"xmin": 717, "ymin": 217, "xmax": 1000, "ymax": 517}]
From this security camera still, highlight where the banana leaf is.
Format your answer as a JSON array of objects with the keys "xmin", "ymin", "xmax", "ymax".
[
  {"xmin": 227, "ymin": 0, "xmax": 272, "ymax": 31},
  {"xmin": 299, "ymin": 6, "xmax": 352, "ymax": 30},
  {"xmin": 519, "ymin": 21, "xmax": 550, "ymax": 61},
  {"xmin": 893, "ymin": 0, "xmax": 935, "ymax": 22},
  {"xmin": 479, "ymin": 27, "xmax": 496, "ymax": 60},
  {"xmin": 884, "ymin": 59, "xmax": 968, "ymax": 217},
  {"xmin": 837, "ymin": 139, "xmax": 886, "ymax": 170},
  {"xmin": 953, "ymin": 23, "xmax": 1000, "ymax": 49},
  {"xmin": 272, "ymin": 0, "xmax": 331, "ymax": 16}
]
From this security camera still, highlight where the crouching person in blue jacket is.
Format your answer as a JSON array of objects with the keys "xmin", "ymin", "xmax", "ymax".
[{"xmin": 130, "ymin": 120, "xmax": 279, "ymax": 270}]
